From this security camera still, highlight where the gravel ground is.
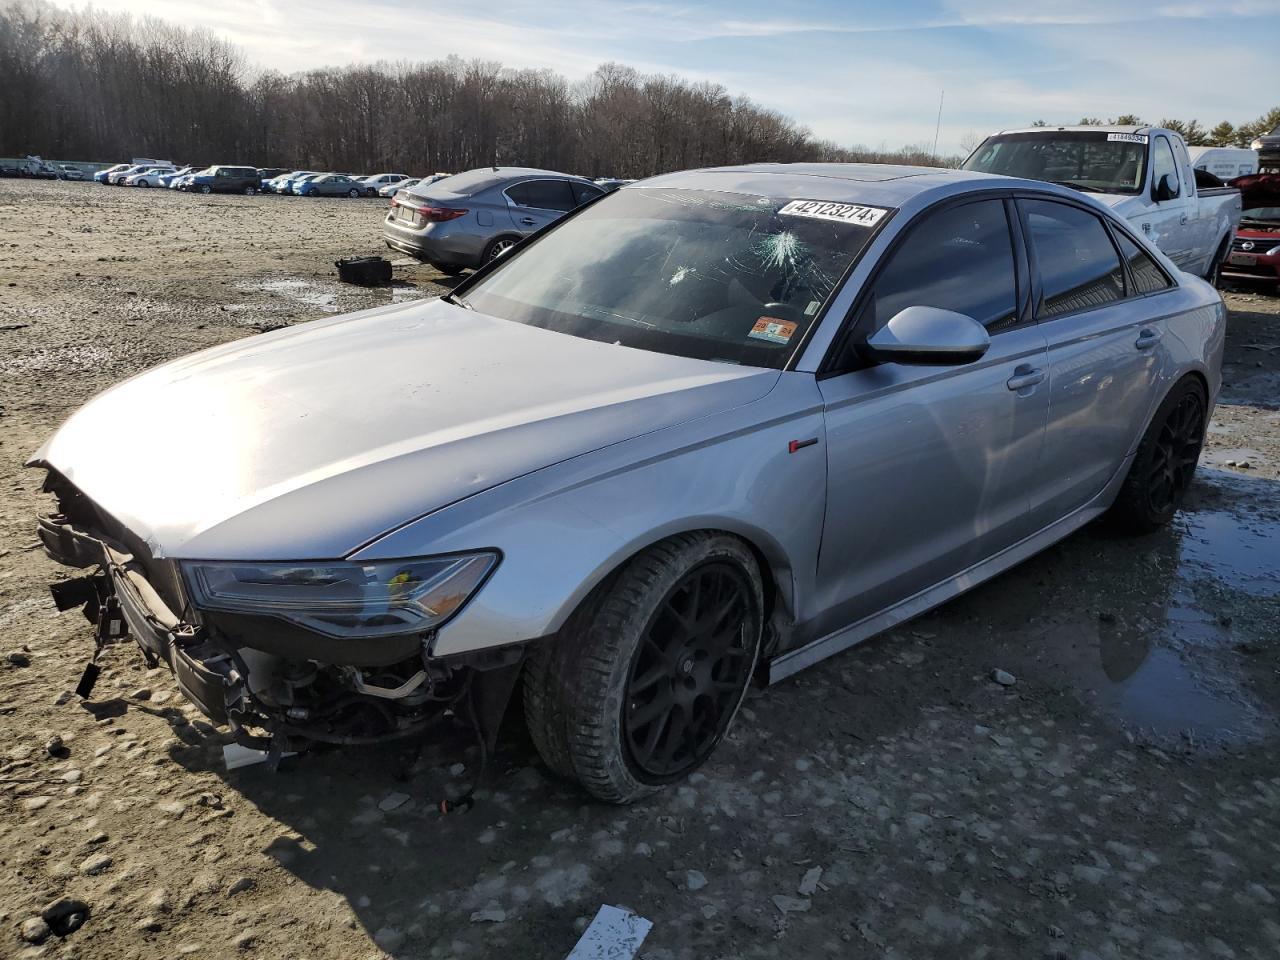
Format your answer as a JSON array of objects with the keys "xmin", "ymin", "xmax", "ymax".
[{"xmin": 1, "ymin": 179, "xmax": 1279, "ymax": 960}]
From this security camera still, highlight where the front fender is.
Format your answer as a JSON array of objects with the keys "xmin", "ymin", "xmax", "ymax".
[{"xmin": 353, "ymin": 372, "xmax": 828, "ymax": 658}]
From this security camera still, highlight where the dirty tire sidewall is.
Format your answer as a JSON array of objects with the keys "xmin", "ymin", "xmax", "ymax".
[
  {"xmin": 553, "ymin": 533, "xmax": 763, "ymax": 804},
  {"xmin": 1108, "ymin": 376, "xmax": 1207, "ymax": 535}
]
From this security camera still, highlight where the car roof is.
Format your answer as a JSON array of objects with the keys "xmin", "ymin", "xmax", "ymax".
[
  {"xmin": 634, "ymin": 162, "xmax": 1052, "ymax": 209},
  {"xmin": 995, "ymin": 124, "xmax": 1154, "ymax": 136}
]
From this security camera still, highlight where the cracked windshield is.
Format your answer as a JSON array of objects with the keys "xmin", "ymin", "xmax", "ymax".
[{"xmin": 462, "ymin": 189, "xmax": 888, "ymax": 367}]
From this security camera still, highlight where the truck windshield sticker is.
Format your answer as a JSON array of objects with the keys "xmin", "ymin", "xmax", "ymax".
[
  {"xmin": 1107, "ymin": 133, "xmax": 1149, "ymax": 144},
  {"xmin": 778, "ymin": 199, "xmax": 888, "ymax": 226}
]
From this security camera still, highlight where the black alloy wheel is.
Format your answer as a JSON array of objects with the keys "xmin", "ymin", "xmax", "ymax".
[
  {"xmin": 1146, "ymin": 388, "xmax": 1205, "ymax": 515},
  {"xmin": 622, "ymin": 561, "xmax": 755, "ymax": 781}
]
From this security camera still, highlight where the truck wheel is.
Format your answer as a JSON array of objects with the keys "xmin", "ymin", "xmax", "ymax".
[
  {"xmin": 524, "ymin": 533, "xmax": 763, "ymax": 803},
  {"xmin": 1207, "ymin": 238, "xmax": 1230, "ymax": 288},
  {"xmin": 1106, "ymin": 377, "xmax": 1206, "ymax": 534}
]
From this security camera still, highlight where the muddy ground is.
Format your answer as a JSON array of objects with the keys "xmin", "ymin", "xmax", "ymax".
[{"xmin": 1, "ymin": 178, "xmax": 1278, "ymax": 960}]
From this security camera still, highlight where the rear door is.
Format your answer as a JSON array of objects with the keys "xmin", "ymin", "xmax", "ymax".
[
  {"xmin": 505, "ymin": 179, "xmax": 576, "ymax": 236},
  {"xmin": 813, "ymin": 197, "xmax": 1049, "ymax": 635},
  {"xmin": 1019, "ymin": 197, "xmax": 1173, "ymax": 524}
]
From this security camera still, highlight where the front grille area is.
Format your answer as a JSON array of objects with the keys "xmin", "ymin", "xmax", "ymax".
[{"xmin": 1232, "ymin": 235, "xmax": 1279, "ymax": 254}]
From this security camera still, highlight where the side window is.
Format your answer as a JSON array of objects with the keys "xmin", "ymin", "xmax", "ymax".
[
  {"xmin": 865, "ymin": 199, "xmax": 1019, "ymax": 334},
  {"xmin": 1152, "ymin": 136, "xmax": 1180, "ymax": 198},
  {"xmin": 522, "ymin": 179, "xmax": 576, "ymax": 212},
  {"xmin": 505, "ymin": 183, "xmax": 530, "ymax": 206},
  {"xmin": 1172, "ymin": 139, "xmax": 1195, "ymax": 194},
  {"xmin": 572, "ymin": 182, "xmax": 605, "ymax": 206},
  {"xmin": 1116, "ymin": 233, "xmax": 1174, "ymax": 295},
  {"xmin": 1023, "ymin": 199, "xmax": 1125, "ymax": 318}
]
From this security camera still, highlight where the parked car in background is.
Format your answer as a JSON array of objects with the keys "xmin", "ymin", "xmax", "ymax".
[
  {"xmin": 256, "ymin": 168, "xmax": 288, "ymax": 188},
  {"xmin": 1222, "ymin": 174, "xmax": 1280, "ymax": 290},
  {"xmin": 124, "ymin": 164, "xmax": 178, "ymax": 187},
  {"xmin": 380, "ymin": 177, "xmax": 420, "ymax": 197},
  {"xmin": 295, "ymin": 173, "xmax": 364, "ymax": 197},
  {"xmin": 32, "ymin": 164, "xmax": 1225, "ymax": 803},
  {"xmin": 263, "ymin": 170, "xmax": 312, "ymax": 194},
  {"xmin": 1187, "ymin": 146, "xmax": 1257, "ymax": 182},
  {"xmin": 183, "ymin": 165, "xmax": 262, "ymax": 194},
  {"xmin": 383, "ymin": 167, "xmax": 606, "ymax": 273},
  {"xmin": 358, "ymin": 173, "xmax": 411, "ymax": 196},
  {"xmin": 963, "ymin": 126, "xmax": 1242, "ymax": 282},
  {"xmin": 58, "ymin": 164, "xmax": 84, "ymax": 181},
  {"xmin": 108, "ymin": 164, "xmax": 150, "ymax": 185},
  {"xmin": 158, "ymin": 166, "xmax": 196, "ymax": 188},
  {"xmin": 1251, "ymin": 123, "xmax": 1280, "ymax": 173},
  {"xmin": 94, "ymin": 163, "xmax": 130, "ymax": 184}
]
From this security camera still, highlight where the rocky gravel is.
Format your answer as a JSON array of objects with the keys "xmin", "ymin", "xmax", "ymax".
[{"xmin": 1, "ymin": 179, "xmax": 1279, "ymax": 959}]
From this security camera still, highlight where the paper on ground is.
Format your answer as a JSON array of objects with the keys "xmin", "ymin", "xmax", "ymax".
[{"xmin": 566, "ymin": 904, "xmax": 653, "ymax": 960}]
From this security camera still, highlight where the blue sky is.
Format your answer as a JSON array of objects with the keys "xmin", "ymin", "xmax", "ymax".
[{"xmin": 66, "ymin": 0, "xmax": 1280, "ymax": 154}]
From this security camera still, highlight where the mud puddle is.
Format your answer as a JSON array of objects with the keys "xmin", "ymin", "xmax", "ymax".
[{"xmin": 1003, "ymin": 471, "xmax": 1280, "ymax": 745}]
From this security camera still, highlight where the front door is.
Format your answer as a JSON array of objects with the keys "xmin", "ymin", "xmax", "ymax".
[
  {"xmin": 813, "ymin": 198, "xmax": 1049, "ymax": 637},
  {"xmin": 1142, "ymin": 134, "xmax": 1196, "ymax": 271}
]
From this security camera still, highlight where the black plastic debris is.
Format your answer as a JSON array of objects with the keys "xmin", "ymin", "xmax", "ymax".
[{"xmin": 336, "ymin": 256, "xmax": 392, "ymax": 286}]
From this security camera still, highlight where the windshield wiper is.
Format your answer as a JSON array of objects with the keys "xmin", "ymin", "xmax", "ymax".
[
  {"xmin": 1048, "ymin": 179, "xmax": 1093, "ymax": 192},
  {"xmin": 443, "ymin": 292, "xmax": 473, "ymax": 310}
]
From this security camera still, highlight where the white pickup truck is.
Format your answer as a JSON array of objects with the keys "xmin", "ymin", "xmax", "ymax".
[{"xmin": 963, "ymin": 125, "xmax": 1242, "ymax": 281}]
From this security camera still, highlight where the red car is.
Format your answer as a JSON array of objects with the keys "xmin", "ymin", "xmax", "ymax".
[{"xmin": 1223, "ymin": 174, "xmax": 1280, "ymax": 289}]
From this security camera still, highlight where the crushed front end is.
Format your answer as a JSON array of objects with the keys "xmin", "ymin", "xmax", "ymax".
[{"xmin": 35, "ymin": 470, "xmax": 521, "ymax": 763}]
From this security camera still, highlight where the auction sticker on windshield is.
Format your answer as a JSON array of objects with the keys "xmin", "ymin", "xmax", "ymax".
[
  {"xmin": 778, "ymin": 200, "xmax": 888, "ymax": 226},
  {"xmin": 748, "ymin": 317, "xmax": 798, "ymax": 344},
  {"xmin": 1107, "ymin": 133, "xmax": 1148, "ymax": 144}
]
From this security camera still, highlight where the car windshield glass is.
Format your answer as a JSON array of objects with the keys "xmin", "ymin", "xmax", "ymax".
[
  {"xmin": 1242, "ymin": 206, "xmax": 1280, "ymax": 223},
  {"xmin": 462, "ymin": 188, "xmax": 888, "ymax": 368},
  {"xmin": 963, "ymin": 131, "xmax": 1148, "ymax": 194}
]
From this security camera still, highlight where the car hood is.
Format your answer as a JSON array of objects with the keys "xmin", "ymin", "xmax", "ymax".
[{"xmin": 34, "ymin": 298, "xmax": 777, "ymax": 560}]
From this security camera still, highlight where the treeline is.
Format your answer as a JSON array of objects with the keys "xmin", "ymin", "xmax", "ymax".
[
  {"xmin": 1046, "ymin": 111, "xmax": 1280, "ymax": 148},
  {"xmin": 0, "ymin": 0, "xmax": 952, "ymax": 176}
]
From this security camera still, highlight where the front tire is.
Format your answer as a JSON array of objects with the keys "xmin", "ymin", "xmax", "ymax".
[
  {"xmin": 244, "ymin": 185, "xmax": 257, "ymax": 195},
  {"xmin": 524, "ymin": 533, "xmax": 763, "ymax": 803},
  {"xmin": 1107, "ymin": 377, "xmax": 1207, "ymax": 534}
]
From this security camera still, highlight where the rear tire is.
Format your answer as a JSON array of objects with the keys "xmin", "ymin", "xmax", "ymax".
[
  {"xmin": 244, "ymin": 185, "xmax": 257, "ymax": 195},
  {"xmin": 1107, "ymin": 377, "xmax": 1207, "ymax": 534},
  {"xmin": 199, "ymin": 184, "xmax": 212, "ymax": 195},
  {"xmin": 348, "ymin": 188, "xmax": 360, "ymax": 198},
  {"xmin": 523, "ymin": 533, "xmax": 763, "ymax": 803},
  {"xmin": 432, "ymin": 263, "xmax": 466, "ymax": 277},
  {"xmin": 483, "ymin": 235, "xmax": 520, "ymax": 263}
]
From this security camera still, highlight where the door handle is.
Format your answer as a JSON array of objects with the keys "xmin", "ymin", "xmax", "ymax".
[
  {"xmin": 1179, "ymin": 213, "xmax": 1188, "ymax": 225},
  {"xmin": 1135, "ymin": 328, "xmax": 1163, "ymax": 350},
  {"xmin": 1006, "ymin": 365, "xmax": 1045, "ymax": 391},
  {"xmin": 520, "ymin": 217, "xmax": 536, "ymax": 225}
]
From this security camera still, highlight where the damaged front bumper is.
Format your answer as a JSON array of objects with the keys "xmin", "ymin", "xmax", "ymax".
[{"xmin": 36, "ymin": 494, "xmax": 523, "ymax": 760}]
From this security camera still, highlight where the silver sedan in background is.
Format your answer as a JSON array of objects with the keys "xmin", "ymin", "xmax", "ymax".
[
  {"xmin": 382, "ymin": 166, "xmax": 606, "ymax": 273},
  {"xmin": 32, "ymin": 164, "xmax": 1223, "ymax": 803}
]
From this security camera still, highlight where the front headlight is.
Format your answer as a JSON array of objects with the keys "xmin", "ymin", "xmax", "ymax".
[{"xmin": 182, "ymin": 553, "xmax": 498, "ymax": 639}]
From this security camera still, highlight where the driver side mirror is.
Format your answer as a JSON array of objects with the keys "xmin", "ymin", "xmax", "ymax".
[
  {"xmin": 863, "ymin": 306, "xmax": 991, "ymax": 366},
  {"xmin": 1153, "ymin": 173, "xmax": 1179, "ymax": 202}
]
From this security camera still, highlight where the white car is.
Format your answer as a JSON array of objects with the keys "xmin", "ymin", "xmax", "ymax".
[
  {"xmin": 359, "ymin": 173, "xmax": 411, "ymax": 197},
  {"xmin": 124, "ymin": 165, "xmax": 178, "ymax": 188}
]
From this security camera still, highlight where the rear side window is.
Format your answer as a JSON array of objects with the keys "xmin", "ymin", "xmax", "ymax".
[
  {"xmin": 1024, "ymin": 200, "xmax": 1125, "ymax": 318},
  {"xmin": 505, "ymin": 182, "xmax": 530, "ymax": 206},
  {"xmin": 1116, "ymin": 233, "xmax": 1174, "ymax": 295},
  {"xmin": 520, "ymin": 179, "xmax": 577, "ymax": 211},
  {"xmin": 866, "ymin": 199, "xmax": 1019, "ymax": 333}
]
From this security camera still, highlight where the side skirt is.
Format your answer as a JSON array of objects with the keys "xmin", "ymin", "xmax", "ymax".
[{"xmin": 763, "ymin": 458, "xmax": 1132, "ymax": 684}]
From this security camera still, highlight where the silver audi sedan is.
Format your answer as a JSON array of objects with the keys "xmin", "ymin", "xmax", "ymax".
[{"xmin": 32, "ymin": 164, "xmax": 1223, "ymax": 803}]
